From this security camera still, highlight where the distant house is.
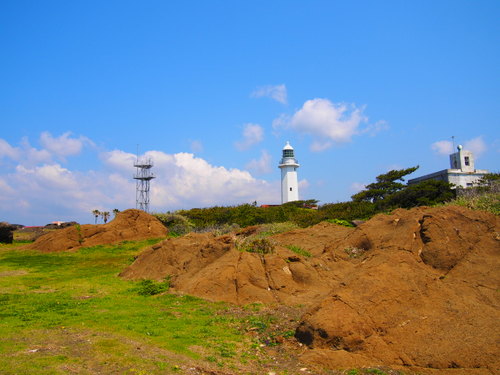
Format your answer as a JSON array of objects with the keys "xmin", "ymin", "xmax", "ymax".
[{"xmin": 408, "ymin": 145, "xmax": 489, "ymax": 188}]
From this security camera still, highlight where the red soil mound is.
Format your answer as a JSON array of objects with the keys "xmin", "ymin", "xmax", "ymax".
[
  {"xmin": 28, "ymin": 209, "xmax": 167, "ymax": 252},
  {"xmin": 119, "ymin": 224, "xmax": 351, "ymax": 305},
  {"xmin": 120, "ymin": 205, "xmax": 499, "ymax": 372},
  {"xmin": 296, "ymin": 206, "xmax": 500, "ymax": 372}
]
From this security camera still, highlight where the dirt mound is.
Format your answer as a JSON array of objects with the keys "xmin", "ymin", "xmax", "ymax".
[
  {"xmin": 296, "ymin": 206, "xmax": 500, "ymax": 371},
  {"xmin": 28, "ymin": 209, "xmax": 167, "ymax": 252},
  {"xmin": 121, "ymin": 205, "xmax": 499, "ymax": 372},
  {"xmin": 120, "ymin": 223, "xmax": 352, "ymax": 305}
]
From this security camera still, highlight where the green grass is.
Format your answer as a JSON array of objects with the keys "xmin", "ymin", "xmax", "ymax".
[
  {"xmin": 285, "ymin": 245, "xmax": 311, "ymax": 258},
  {"xmin": 326, "ymin": 218, "xmax": 355, "ymax": 227},
  {"xmin": 0, "ymin": 239, "xmax": 255, "ymax": 374}
]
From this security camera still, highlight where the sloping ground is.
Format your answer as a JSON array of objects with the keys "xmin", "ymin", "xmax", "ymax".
[
  {"xmin": 119, "ymin": 225, "xmax": 352, "ymax": 305},
  {"xmin": 28, "ymin": 209, "xmax": 167, "ymax": 252},
  {"xmin": 121, "ymin": 205, "xmax": 499, "ymax": 373},
  {"xmin": 296, "ymin": 206, "xmax": 500, "ymax": 372}
]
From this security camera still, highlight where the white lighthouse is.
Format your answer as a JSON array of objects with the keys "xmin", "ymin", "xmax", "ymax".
[{"xmin": 279, "ymin": 141, "xmax": 300, "ymax": 204}]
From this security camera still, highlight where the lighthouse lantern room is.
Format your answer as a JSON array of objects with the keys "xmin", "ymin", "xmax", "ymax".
[{"xmin": 278, "ymin": 141, "xmax": 300, "ymax": 204}]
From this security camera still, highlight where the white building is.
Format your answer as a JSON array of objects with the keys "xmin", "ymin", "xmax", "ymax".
[
  {"xmin": 278, "ymin": 141, "xmax": 300, "ymax": 204},
  {"xmin": 408, "ymin": 145, "xmax": 489, "ymax": 188}
]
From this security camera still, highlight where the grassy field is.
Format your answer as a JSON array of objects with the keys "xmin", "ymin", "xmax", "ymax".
[
  {"xmin": 0, "ymin": 239, "xmax": 407, "ymax": 375},
  {"xmin": 0, "ymin": 239, "xmax": 285, "ymax": 374}
]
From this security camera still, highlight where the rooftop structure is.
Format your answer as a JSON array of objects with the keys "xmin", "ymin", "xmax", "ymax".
[{"xmin": 408, "ymin": 145, "xmax": 489, "ymax": 188}]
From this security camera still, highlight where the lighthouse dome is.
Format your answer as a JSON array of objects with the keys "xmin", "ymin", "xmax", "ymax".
[{"xmin": 282, "ymin": 142, "xmax": 295, "ymax": 158}]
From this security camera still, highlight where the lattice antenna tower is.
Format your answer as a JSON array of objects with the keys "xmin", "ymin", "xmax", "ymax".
[{"xmin": 133, "ymin": 152, "xmax": 155, "ymax": 213}]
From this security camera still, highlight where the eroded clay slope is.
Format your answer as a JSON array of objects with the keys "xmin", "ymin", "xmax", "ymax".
[
  {"xmin": 296, "ymin": 206, "xmax": 500, "ymax": 372},
  {"xmin": 120, "ymin": 223, "xmax": 354, "ymax": 305}
]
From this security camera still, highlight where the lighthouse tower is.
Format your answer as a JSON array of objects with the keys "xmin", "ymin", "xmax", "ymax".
[{"xmin": 278, "ymin": 141, "xmax": 300, "ymax": 204}]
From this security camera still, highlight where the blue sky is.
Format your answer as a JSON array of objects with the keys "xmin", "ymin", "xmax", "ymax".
[{"xmin": 1, "ymin": 0, "xmax": 499, "ymax": 225}]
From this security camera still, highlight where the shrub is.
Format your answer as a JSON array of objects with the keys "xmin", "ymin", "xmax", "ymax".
[
  {"xmin": 195, "ymin": 223, "xmax": 241, "ymax": 236},
  {"xmin": 236, "ymin": 237, "xmax": 275, "ymax": 254},
  {"xmin": 152, "ymin": 213, "xmax": 194, "ymax": 236},
  {"xmin": 259, "ymin": 222, "xmax": 298, "ymax": 236},
  {"xmin": 136, "ymin": 277, "xmax": 171, "ymax": 296},
  {"xmin": 326, "ymin": 218, "xmax": 354, "ymax": 227},
  {"xmin": 448, "ymin": 193, "xmax": 500, "ymax": 215},
  {"xmin": 319, "ymin": 201, "xmax": 377, "ymax": 221},
  {"xmin": 74, "ymin": 224, "xmax": 84, "ymax": 244}
]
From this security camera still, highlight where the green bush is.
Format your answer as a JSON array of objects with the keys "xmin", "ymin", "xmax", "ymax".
[
  {"xmin": 448, "ymin": 193, "xmax": 500, "ymax": 215},
  {"xmin": 136, "ymin": 277, "xmax": 171, "ymax": 296},
  {"xmin": 326, "ymin": 218, "xmax": 354, "ymax": 227},
  {"xmin": 152, "ymin": 213, "xmax": 194, "ymax": 236},
  {"xmin": 258, "ymin": 222, "xmax": 299, "ymax": 236},
  {"xmin": 236, "ymin": 237, "xmax": 275, "ymax": 254},
  {"xmin": 319, "ymin": 201, "xmax": 377, "ymax": 221}
]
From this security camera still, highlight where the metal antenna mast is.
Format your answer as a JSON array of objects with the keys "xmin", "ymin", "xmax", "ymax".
[{"xmin": 133, "ymin": 153, "xmax": 155, "ymax": 213}]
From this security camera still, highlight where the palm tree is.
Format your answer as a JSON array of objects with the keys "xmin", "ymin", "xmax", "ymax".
[
  {"xmin": 101, "ymin": 211, "xmax": 110, "ymax": 224},
  {"xmin": 92, "ymin": 209, "xmax": 100, "ymax": 224},
  {"xmin": 112, "ymin": 208, "xmax": 120, "ymax": 217}
]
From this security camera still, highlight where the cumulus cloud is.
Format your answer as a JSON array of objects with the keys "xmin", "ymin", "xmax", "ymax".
[
  {"xmin": 251, "ymin": 84, "xmax": 287, "ymax": 104},
  {"xmin": 431, "ymin": 136, "xmax": 487, "ymax": 158},
  {"xmin": 235, "ymin": 123, "xmax": 264, "ymax": 150},
  {"xmin": 0, "ymin": 133, "xmax": 280, "ymax": 225},
  {"xmin": 246, "ymin": 150, "xmax": 272, "ymax": 175},
  {"xmin": 101, "ymin": 149, "xmax": 137, "ymax": 172},
  {"xmin": 274, "ymin": 98, "xmax": 382, "ymax": 151},
  {"xmin": 431, "ymin": 140, "xmax": 453, "ymax": 155},
  {"xmin": 0, "ymin": 132, "xmax": 92, "ymax": 167},
  {"xmin": 464, "ymin": 136, "xmax": 487, "ymax": 157},
  {"xmin": 0, "ymin": 139, "xmax": 20, "ymax": 160},
  {"xmin": 39, "ymin": 131, "xmax": 92, "ymax": 160}
]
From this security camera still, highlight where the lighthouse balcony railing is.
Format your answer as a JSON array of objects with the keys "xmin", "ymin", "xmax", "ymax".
[{"xmin": 279, "ymin": 158, "xmax": 299, "ymax": 165}]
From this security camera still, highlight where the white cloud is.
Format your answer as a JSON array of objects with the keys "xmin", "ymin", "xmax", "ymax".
[
  {"xmin": 101, "ymin": 149, "xmax": 137, "ymax": 172},
  {"xmin": 39, "ymin": 131, "xmax": 91, "ymax": 160},
  {"xmin": 350, "ymin": 182, "xmax": 366, "ymax": 193},
  {"xmin": 0, "ymin": 133, "xmax": 284, "ymax": 225},
  {"xmin": 274, "ymin": 98, "xmax": 381, "ymax": 151},
  {"xmin": 0, "ymin": 139, "xmax": 20, "ymax": 160},
  {"xmin": 431, "ymin": 136, "xmax": 487, "ymax": 158},
  {"xmin": 0, "ymin": 133, "xmax": 92, "ymax": 167},
  {"xmin": 251, "ymin": 84, "xmax": 287, "ymax": 104},
  {"xmin": 431, "ymin": 140, "xmax": 453, "ymax": 155},
  {"xmin": 464, "ymin": 136, "xmax": 487, "ymax": 157},
  {"xmin": 235, "ymin": 123, "xmax": 264, "ymax": 150},
  {"xmin": 246, "ymin": 150, "xmax": 272, "ymax": 175}
]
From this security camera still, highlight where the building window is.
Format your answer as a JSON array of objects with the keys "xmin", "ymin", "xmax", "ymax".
[
  {"xmin": 290, "ymin": 187, "xmax": 292, "ymax": 191},
  {"xmin": 283, "ymin": 150, "xmax": 294, "ymax": 157},
  {"xmin": 464, "ymin": 156, "xmax": 470, "ymax": 166},
  {"xmin": 466, "ymin": 183, "xmax": 473, "ymax": 187}
]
